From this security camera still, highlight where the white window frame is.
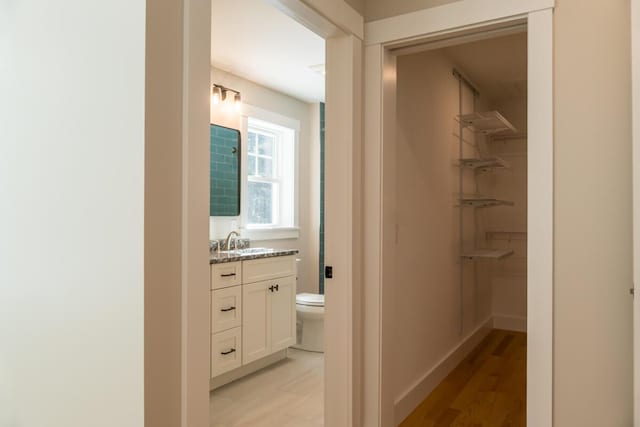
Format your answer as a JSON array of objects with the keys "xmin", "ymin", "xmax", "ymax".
[{"xmin": 240, "ymin": 105, "xmax": 300, "ymax": 240}]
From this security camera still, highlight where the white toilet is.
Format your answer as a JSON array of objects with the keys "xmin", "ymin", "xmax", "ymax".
[{"xmin": 294, "ymin": 292, "xmax": 325, "ymax": 352}]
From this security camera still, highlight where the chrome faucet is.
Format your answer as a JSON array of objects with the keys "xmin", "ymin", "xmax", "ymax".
[{"xmin": 225, "ymin": 230, "xmax": 240, "ymax": 251}]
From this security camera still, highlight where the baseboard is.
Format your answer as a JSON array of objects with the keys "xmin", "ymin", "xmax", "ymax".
[
  {"xmin": 492, "ymin": 314, "xmax": 527, "ymax": 332},
  {"xmin": 393, "ymin": 317, "xmax": 493, "ymax": 426},
  {"xmin": 210, "ymin": 349, "xmax": 288, "ymax": 390}
]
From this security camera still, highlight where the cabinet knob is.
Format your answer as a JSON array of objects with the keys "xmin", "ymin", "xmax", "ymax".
[
  {"xmin": 274, "ymin": 284, "xmax": 279, "ymax": 291},
  {"xmin": 269, "ymin": 285, "xmax": 274, "ymax": 292}
]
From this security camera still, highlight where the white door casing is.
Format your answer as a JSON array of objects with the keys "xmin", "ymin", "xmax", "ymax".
[{"xmin": 631, "ymin": 0, "xmax": 640, "ymax": 423}]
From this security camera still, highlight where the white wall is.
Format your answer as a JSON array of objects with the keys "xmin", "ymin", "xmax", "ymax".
[
  {"xmin": 210, "ymin": 68, "xmax": 320, "ymax": 294},
  {"xmin": 0, "ymin": 1, "xmax": 145, "ymax": 426},
  {"xmin": 554, "ymin": 0, "xmax": 633, "ymax": 424},
  {"xmin": 394, "ymin": 49, "xmax": 492, "ymax": 402}
]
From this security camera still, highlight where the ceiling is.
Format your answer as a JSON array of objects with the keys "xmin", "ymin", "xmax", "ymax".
[
  {"xmin": 211, "ymin": 0, "xmax": 325, "ymax": 103},
  {"xmin": 441, "ymin": 32, "xmax": 527, "ymax": 102}
]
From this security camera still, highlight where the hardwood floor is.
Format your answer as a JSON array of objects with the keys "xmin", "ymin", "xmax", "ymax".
[{"xmin": 400, "ymin": 329, "xmax": 526, "ymax": 427}]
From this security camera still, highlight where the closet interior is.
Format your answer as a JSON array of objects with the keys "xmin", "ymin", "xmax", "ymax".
[{"xmin": 395, "ymin": 30, "xmax": 528, "ymax": 425}]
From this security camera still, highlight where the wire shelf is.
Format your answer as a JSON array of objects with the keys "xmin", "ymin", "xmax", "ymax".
[
  {"xmin": 460, "ymin": 249, "xmax": 515, "ymax": 261},
  {"xmin": 458, "ymin": 111, "xmax": 517, "ymax": 135}
]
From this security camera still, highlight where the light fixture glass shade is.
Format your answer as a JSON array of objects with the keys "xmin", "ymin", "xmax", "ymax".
[
  {"xmin": 234, "ymin": 92, "xmax": 242, "ymax": 111},
  {"xmin": 211, "ymin": 86, "xmax": 222, "ymax": 105}
]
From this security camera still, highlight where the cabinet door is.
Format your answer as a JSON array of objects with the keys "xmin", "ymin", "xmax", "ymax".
[
  {"xmin": 242, "ymin": 281, "xmax": 271, "ymax": 364},
  {"xmin": 270, "ymin": 275, "xmax": 296, "ymax": 352}
]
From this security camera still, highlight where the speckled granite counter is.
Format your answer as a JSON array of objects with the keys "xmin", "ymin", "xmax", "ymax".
[{"xmin": 210, "ymin": 248, "xmax": 299, "ymax": 264}]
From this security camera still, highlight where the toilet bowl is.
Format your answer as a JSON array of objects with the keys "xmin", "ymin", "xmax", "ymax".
[{"xmin": 293, "ymin": 293, "xmax": 325, "ymax": 352}]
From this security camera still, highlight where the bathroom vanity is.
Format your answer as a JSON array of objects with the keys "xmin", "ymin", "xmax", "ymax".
[{"xmin": 209, "ymin": 248, "xmax": 298, "ymax": 389}]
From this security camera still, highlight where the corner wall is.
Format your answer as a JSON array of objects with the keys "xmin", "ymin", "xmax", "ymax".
[{"xmin": 554, "ymin": 0, "xmax": 633, "ymax": 424}]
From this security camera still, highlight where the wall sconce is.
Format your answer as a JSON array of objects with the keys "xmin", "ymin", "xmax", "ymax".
[{"xmin": 212, "ymin": 84, "xmax": 242, "ymax": 111}]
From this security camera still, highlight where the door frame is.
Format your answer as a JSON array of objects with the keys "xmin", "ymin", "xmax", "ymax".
[
  {"xmin": 214, "ymin": 1, "xmax": 364, "ymax": 426},
  {"xmin": 631, "ymin": 0, "xmax": 640, "ymax": 423},
  {"xmin": 363, "ymin": 1, "xmax": 554, "ymax": 425}
]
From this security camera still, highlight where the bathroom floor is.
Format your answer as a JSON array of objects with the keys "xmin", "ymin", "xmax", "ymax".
[{"xmin": 210, "ymin": 348, "xmax": 324, "ymax": 427}]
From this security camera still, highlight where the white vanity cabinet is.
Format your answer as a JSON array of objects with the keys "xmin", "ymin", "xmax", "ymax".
[
  {"xmin": 210, "ymin": 255, "xmax": 296, "ymax": 380},
  {"xmin": 242, "ymin": 275, "xmax": 296, "ymax": 364}
]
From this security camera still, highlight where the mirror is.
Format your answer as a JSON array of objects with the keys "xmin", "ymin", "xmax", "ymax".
[{"xmin": 210, "ymin": 124, "xmax": 241, "ymax": 216}]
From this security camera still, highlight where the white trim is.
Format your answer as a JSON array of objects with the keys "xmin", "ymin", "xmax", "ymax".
[
  {"xmin": 239, "ymin": 110, "xmax": 299, "ymax": 232},
  {"xmin": 493, "ymin": 314, "xmax": 528, "ymax": 333},
  {"xmin": 323, "ymin": 34, "xmax": 362, "ymax": 427},
  {"xmin": 241, "ymin": 227, "xmax": 300, "ymax": 241},
  {"xmin": 632, "ymin": 0, "xmax": 640, "ymax": 424},
  {"xmin": 242, "ymin": 104, "xmax": 301, "ymax": 131},
  {"xmin": 393, "ymin": 317, "xmax": 493, "ymax": 426},
  {"xmin": 269, "ymin": 0, "xmax": 364, "ymax": 40},
  {"xmin": 527, "ymin": 9, "xmax": 554, "ymax": 427},
  {"xmin": 363, "ymin": 43, "xmax": 385, "ymax": 427},
  {"xmin": 364, "ymin": 0, "xmax": 554, "ymax": 46}
]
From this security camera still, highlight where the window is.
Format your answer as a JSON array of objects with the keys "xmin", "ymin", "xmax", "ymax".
[{"xmin": 244, "ymin": 116, "xmax": 297, "ymax": 234}]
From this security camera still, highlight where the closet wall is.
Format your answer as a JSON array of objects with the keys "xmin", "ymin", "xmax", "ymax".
[{"xmin": 394, "ymin": 49, "xmax": 492, "ymax": 408}]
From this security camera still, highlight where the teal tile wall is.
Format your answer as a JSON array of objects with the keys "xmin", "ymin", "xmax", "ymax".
[
  {"xmin": 319, "ymin": 103, "xmax": 325, "ymax": 295},
  {"xmin": 210, "ymin": 124, "xmax": 240, "ymax": 216}
]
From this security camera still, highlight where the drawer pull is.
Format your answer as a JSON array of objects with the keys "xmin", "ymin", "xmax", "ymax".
[
  {"xmin": 220, "ymin": 273, "xmax": 236, "ymax": 278},
  {"xmin": 220, "ymin": 306, "xmax": 236, "ymax": 312},
  {"xmin": 220, "ymin": 348, "xmax": 236, "ymax": 355}
]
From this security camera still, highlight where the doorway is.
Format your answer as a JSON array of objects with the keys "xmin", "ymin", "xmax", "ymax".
[
  {"xmin": 363, "ymin": 6, "xmax": 553, "ymax": 426},
  {"xmin": 391, "ymin": 31, "xmax": 529, "ymax": 425},
  {"xmin": 208, "ymin": 0, "xmax": 326, "ymax": 424},
  {"xmin": 206, "ymin": 1, "xmax": 363, "ymax": 426}
]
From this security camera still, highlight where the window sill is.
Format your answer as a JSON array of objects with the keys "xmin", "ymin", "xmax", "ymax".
[{"xmin": 241, "ymin": 227, "xmax": 300, "ymax": 241}]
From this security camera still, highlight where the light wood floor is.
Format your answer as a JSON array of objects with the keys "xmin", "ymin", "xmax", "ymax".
[
  {"xmin": 400, "ymin": 329, "xmax": 526, "ymax": 427},
  {"xmin": 210, "ymin": 348, "xmax": 324, "ymax": 427}
]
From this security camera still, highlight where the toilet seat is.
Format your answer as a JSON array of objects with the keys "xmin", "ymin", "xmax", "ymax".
[{"xmin": 296, "ymin": 293, "xmax": 324, "ymax": 307}]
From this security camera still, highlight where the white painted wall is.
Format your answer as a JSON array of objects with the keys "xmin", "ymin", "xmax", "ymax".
[
  {"xmin": 0, "ymin": 1, "xmax": 145, "ymax": 426},
  {"xmin": 554, "ymin": 0, "xmax": 633, "ymax": 424},
  {"xmin": 393, "ymin": 49, "xmax": 492, "ymax": 403},
  {"xmin": 210, "ymin": 68, "xmax": 320, "ymax": 294}
]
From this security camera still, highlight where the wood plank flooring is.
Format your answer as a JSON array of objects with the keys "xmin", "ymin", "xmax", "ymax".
[
  {"xmin": 210, "ymin": 349, "xmax": 324, "ymax": 427},
  {"xmin": 400, "ymin": 329, "xmax": 526, "ymax": 427}
]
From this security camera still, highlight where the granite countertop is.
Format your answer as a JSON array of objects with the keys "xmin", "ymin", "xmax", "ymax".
[{"xmin": 210, "ymin": 248, "xmax": 299, "ymax": 264}]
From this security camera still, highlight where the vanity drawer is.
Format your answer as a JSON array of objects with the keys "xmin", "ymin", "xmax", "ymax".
[
  {"xmin": 211, "ymin": 262, "xmax": 242, "ymax": 289},
  {"xmin": 211, "ymin": 286, "xmax": 242, "ymax": 333},
  {"xmin": 242, "ymin": 255, "xmax": 296, "ymax": 284},
  {"xmin": 211, "ymin": 327, "xmax": 242, "ymax": 377}
]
